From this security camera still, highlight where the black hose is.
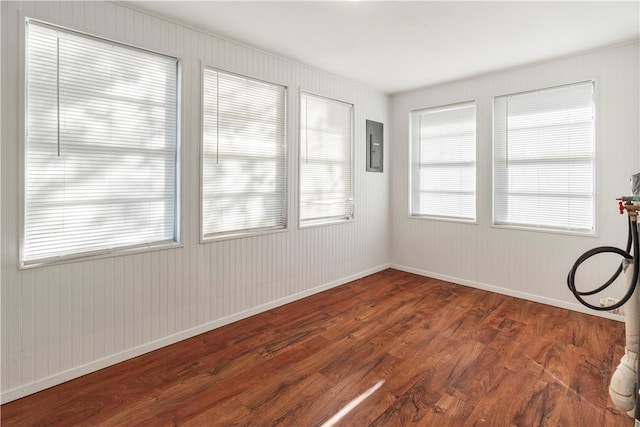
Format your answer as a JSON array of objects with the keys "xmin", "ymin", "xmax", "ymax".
[
  {"xmin": 571, "ymin": 215, "xmax": 633, "ymax": 296},
  {"xmin": 568, "ymin": 212, "xmax": 640, "ymax": 422},
  {"xmin": 567, "ymin": 216, "xmax": 639, "ymax": 311}
]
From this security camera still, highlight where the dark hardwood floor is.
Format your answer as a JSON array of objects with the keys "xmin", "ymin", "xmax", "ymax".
[{"xmin": 1, "ymin": 269, "xmax": 631, "ymax": 426}]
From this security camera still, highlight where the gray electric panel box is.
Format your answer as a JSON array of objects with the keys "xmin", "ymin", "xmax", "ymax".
[{"xmin": 366, "ymin": 120, "xmax": 383, "ymax": 173}]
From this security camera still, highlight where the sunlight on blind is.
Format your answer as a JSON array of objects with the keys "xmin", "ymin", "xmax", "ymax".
[
  {"xmin": 24, "ymin": 21, "xmax": 178, "ymax": 265},
  {"xmin": 494, "ymin": 81, "xmax": 595, "ymax": 232},
  {"xmin": 410, "ymin": 102, "xmax": 476, "ymax": 221},
  {"xmin": 299, "ymin": 93, "xmax": 353, "ymax": 226},
  {"xmin": 201, "ymin": 68, "xmax": 287, "ymax": 238}
]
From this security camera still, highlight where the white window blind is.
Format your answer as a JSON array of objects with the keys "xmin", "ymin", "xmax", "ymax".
[
  {"xmin": 410, "ymin": 102, "xmax": 477, "ymax": 221},
  {"xmin": 299, "ymin": 93, "xmax": 353, "ymax": 227},
  {"xmin": 23, "ymin": 21, "xmax": 178, "ymax": 265},
  {"xmin": 494, "ymin": 81, "xmax": 595, "ymax": 233},
  {"xmin": 201, "ymin": 68, "xmax": 287, "ymax": 238}
]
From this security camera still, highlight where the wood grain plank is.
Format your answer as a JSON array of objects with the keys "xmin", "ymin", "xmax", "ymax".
[
  {"xmin": 0, "ymin": 269, "xmax": 632, "ymax": 427},
  {"xmin": 106, "ymin": 335, "xmax": 331, "ymax": 425},
  {"xmin": 179, "ymin": 398, "xmax": 254, "ymax": 427}
]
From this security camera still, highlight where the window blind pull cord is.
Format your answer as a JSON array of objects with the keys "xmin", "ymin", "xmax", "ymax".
[
  {"xmin": 305, "ymin": 97, "xmax": 308, "ymax": 164},
  {"xmin": 505, "ymin": 97, "xmax": 509, "ymax": 168},
  {"xmin": 216, "ymin": 72, "xmax": 219, "ymax": 164},
  {"xmin": 56, "ymin": 36, "xmax": 61, "ymax": 157},
  {"xmin": 418, "ymin": 115, "xmax": 422, "ymax": 171}
]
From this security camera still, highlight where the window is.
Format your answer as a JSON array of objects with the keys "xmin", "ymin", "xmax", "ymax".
[
  {"xmin": 410, "ymin": 101, "xmax": 477, "ymax": 221},
  {"xmin": 23, "ymin": 21, "xmax": 179, "ymax": 265},
  {"xmin": 493, "ymin": 81, "xmax": 595, "ymax": 233},
  {"xmin": 201, "ymin": 68, "xmax": 287, "ymax": 239},
  {"xmin": 299, "ymin": 93, "xmax": 353, "ymax": 227}
]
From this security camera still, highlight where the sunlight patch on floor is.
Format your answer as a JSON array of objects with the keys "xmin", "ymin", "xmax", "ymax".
[{"xmin": 320, "ymin": 380, "xmax": 385, "ymax": 427}]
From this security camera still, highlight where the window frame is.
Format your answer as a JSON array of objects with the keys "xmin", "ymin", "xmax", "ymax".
[
  {"xmin": 298, "ymin": 90, "xmax": 355, "ymax": 229},
  {"xmin": 491, "ymin": 80, "xmax": 597, "ymax": 236},
  {"xmin": 20, "ymin": 18, "xmax": 182, "ymax": 269},
  {"xmin": 199, "ymin": 64, "xmax": 289, "ymax": 242},
  {"xmin": 408, "ymin": 100, "xmax": 478, "ymax": 223}
]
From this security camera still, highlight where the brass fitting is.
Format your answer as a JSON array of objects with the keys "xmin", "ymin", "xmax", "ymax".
[{"xmin": 625, "ymin": 203, "xmax": 640, "ymax": 222}]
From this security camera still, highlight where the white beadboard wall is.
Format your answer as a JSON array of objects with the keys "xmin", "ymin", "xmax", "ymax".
[
  {"xmin": 0, "ymin": 1, "xmax": 389, "ymax": 402},
  {"xmin": 390, "ymin": 42, "xmax": 640, "ymax": 317}
]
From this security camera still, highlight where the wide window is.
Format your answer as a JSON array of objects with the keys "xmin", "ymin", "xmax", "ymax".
[
  {"xmin": 299, "ymin": 93, "xmax": 354, "ymax": 227},
  {"xmin": 493, "ymin": 81, "xmax": 595, "ymax": 233},
  {"xmin": 410, "ymin": 101, "xmax": 477, "ymax": 221},
  {"xmin": 23, "ymin": 21, "xmax": 179, "ymax": 265},
  {"xmin": 201, "ymin": 68, "xmax": 287, "ymax": 239}
]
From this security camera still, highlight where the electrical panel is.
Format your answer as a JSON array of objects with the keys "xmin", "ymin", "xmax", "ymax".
[{"xmin": 366, "ymin": 120, "xmax": 383, "ymax": 173}]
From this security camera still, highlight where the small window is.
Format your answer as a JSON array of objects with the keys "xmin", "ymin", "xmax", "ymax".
[
  {"xmin": 23, "ymin": 21, "xmax": 179, "ymax": 265},
  {"xmin": 299, "ymin": 93, "xmax": 354, "ymax": 227},
  {"xmin": 201, "ymin": 68, "xmax": 287, "ymax": 239},
  {"xmin": 493, "ymin": 81, "xmax": 595, "ymax": 233},
  {"xmin": 410, "ymin": 101, "xmax": 477, "ymax": 221}
]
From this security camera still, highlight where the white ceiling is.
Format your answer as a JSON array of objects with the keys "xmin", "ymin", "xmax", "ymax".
[{"xmin": 127, "ymin": 1, "xmax": 640, "ymax": 94}]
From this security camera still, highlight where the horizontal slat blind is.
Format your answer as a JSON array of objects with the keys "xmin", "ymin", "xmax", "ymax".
[
  {"xmin": 299, "ymin": 93, "xmax": 353, "ymax": 226},
  {"xmin": 410, "ymin": 102, "xmax": 476, "ymax": 221},
  {"xmin": 201, "ymin": 68, "xmax": 287, "ymax": 238},
  {"xmin": 24, "ymin": 21, "xmax": 178, "ymax": 264},
  {"xmin": 494, "ymin": 81, "xmax": 595, "ymax": 232}
]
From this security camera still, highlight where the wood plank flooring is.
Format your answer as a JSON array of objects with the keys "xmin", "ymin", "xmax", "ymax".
[{"xmin": 1, "ymin": 269, "xmax": 631, "ymax": 426}]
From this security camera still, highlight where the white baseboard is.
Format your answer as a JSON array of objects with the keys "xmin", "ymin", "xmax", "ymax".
[
  {"xmin": 390, "ymin": 263, "xmax": 624, "ymax": 323},
  {"xmin": 0, "ymin": 263, "xmax": 391, "ymax": 404}
]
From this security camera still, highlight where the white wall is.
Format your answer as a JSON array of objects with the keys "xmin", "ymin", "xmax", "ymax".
[
  {"xmin": 390, "ymin": 42, "xmax": 640, "ymax": 315},
  {"xmin": 0, "ymin": 1, "xmax": 389, "ymax": 402}
]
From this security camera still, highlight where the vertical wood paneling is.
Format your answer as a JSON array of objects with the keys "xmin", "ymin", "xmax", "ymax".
[
  {"xmin": 196, "ymin": 242, "xmax": 205, "ymax": 324},
  {"xmin": 131, "ymin": 254, "xmax": 142, "ymax": 347},
  {"xmin": 21, "ymin": 271, "xmax": 34, "ymax": 385},
  {"xmin": 150, "ymin": 251, "xmax": 160, "ymax": 341},
  {"xmin": 93, "ymin": 261, "xmax": 105, "ymax": 359},
  {"xmin": 47, "ymin": 266, "xmax": 60, "ymax": 375},
  {"xmin": 33, "ymin": 268, "xmax": 48, "ymax": 381},
  {"xmin": 58, "ymin": 264, "xmax": 71, "ymax": 372},
  {"xmin": 103, "ymin": 258, "xmax": 114, "ymax": 357},
  {"xmin": 141, "ymin": 253, "xmax": 151, "ymax": 343},
  {"xmin": 122, "ymin": 256, "xmax": 133, "ymax": 351},
  {"xmin": 81, "ymin": 262, "xmax": 93, "ymax": 363},
  {"xmin": 158, "ymin": 250, "xmax": 168, "ymax": 339}
]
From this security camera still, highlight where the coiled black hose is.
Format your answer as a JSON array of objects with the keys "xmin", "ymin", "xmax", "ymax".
[
  {"xmin": 567, "ymin": 215, "xmax": 639, "ymax": 311},
  {"xmin": 567, "ymin": 212, "xmax": 640, "ymax": 422}
]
